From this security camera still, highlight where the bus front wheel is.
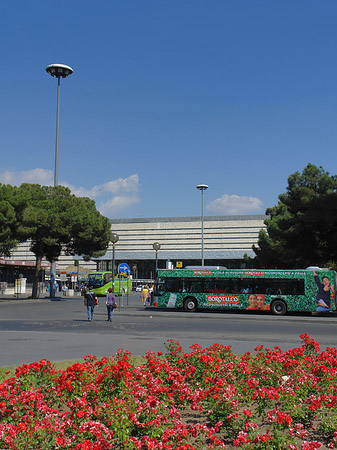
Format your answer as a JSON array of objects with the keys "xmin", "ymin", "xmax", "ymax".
[
  {"xmin": 184, "ymin": 298, "xmax": 197, "ymax": 312},
  {"xmin": 271, "ymin": 300, "xmax": 287, "ymax": 316}
]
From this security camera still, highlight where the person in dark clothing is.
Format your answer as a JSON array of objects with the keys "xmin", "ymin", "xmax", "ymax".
[
  {"xmin": 313, "ymin": 271, "xmax": 335, "ymax": 312},
  {"xmin": 84, "ymin": 286, "xmax": 98, "ymax": 321}
]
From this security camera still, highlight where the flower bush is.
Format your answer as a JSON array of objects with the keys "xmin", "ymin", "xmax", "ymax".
[{"xmin": 1, "ymin": 334, "xmax": 337, "ymax": 449}]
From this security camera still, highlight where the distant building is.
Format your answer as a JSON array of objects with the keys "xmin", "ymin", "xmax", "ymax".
[
  {"xmin": 95, "ymin": 215, "xmax": 267, "ymax": 280},
  {"xmin": 1, "ymin": 215, "xmax": 266, "ymax": 284}
]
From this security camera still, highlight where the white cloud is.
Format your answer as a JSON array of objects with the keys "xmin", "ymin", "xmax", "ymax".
[
  {"xmin": 0, "ymin": 168, "xmax": 54, "ymax": 186},
  {"xmin": 207, "ymin": 193, "xmax": 263, "ymax": 215},
  {"xmin": 64, "ymin": 174, "xmax": 139, "ymax": 199},
  {"xmin": 99, "ymin": 195, "xmax": 140, "ymax": 217},
  {"xmin": 63, "ymin": 174, "xmax": 141, "ymax": 217},
  {"xmin": 0, "ymin": 169, "xmax": 140, "ymax": 218}
]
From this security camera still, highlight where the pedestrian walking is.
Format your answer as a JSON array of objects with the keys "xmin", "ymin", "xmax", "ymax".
[
  {"xmin": 149, "ymin": 284, "xmax": 155, "ymax": 306},
  {"xmin": 105, "ymin": 287, "xmax": 116, "ymax": 321},
  {"xmin": 84, "ymin": 286, "xmax": 98, "ymax": 321},
  {"xmin": 141, "ymin": 284, "xmax": 149, "ymax": 305},
  {"xmin": 80, "ymin": 283, "xmax": 87, "ymax": 296}
]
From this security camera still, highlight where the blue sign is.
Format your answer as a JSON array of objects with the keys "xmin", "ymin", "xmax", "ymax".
[{"xmin": 118, "ymin": 263, "xmax": 130, "ymax": 275}]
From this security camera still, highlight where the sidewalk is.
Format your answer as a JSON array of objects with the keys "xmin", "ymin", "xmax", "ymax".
[{"xmin": 0, "ymin": 292, "xmax": 81, "ymax": 301}]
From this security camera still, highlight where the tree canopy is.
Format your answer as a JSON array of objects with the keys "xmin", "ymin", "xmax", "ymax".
[
  {"xmin": 18, "ymin": 184, "xmax": 111, "ymax": 261},
  {"xmin": 0, "ymin": 183, "xmax": 111, "ymax": 297},
  {"xmin": 253, "ymin": 163, "xmax": 337, "ymax": 268},
  {"xmin": 0, "ymin": 184, "xmax": 25, "ymax": 257}
]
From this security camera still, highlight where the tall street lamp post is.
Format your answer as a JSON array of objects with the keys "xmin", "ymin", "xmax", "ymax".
[
  {"xmin": 46, "ymin": 63, "xmax": 73, "ymax": 298},
  {"xmin": 111, "ymin": 233, "xmax": 119, "ymax": 293},
  {"xmin": 132, "ymin": 265, "xmax": 137, "ymax": 289},
  {"xmin": 46, "ymin": 64, "xmax": 74, "ymax": 186},
  {"xmin": 153, "ymin": 242, "xmax": 161, "ymax": 273},
  {"xmin": 196, "ymin": 184, "xmax": 208, "ymax": 266}
]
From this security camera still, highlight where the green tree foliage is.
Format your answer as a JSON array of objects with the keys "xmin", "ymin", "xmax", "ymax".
[
  {"xmin": 253, "ymin": 163, "xmax": 337, "ymax": 268},
  {"xmin": 16, "ymin": 184, "xmax": 111, "ymax": 298},
  {"xmin": 0, "ymin": 184, "xmax": 22, "ymax": 256}
]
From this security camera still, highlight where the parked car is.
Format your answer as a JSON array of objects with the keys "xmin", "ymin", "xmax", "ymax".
[{"xmin": 135, "ymin": 285, "xmax": 143, "ymax": 292}]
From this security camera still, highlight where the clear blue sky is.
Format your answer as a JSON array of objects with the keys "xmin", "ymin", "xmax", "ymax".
[{"xmin": 1, "ymin": 0, "xmax": 337, "ymax": 219}]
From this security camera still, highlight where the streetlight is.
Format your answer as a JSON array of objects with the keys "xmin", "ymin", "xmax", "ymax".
[
  {"xmin": 132, "ymin": 265, "xmax": 137, "ymax": 290},
  {"xmin": 153, "ymin": 242, "xmax": 161, "ymax": 273},
  {"xmin": 46, "ymin": 64, "xmax": 74, "ymax": 186},
  {"xmin": 196, "ymin": 184, "xmax": 208, "ymax": 266},
  {"xmin": 111, "ymin": 233, "xmax": 119, "ymax": 293},
  {"xmin": 46, "ymin": 63, "xmax": 73, "ymax": 298}
]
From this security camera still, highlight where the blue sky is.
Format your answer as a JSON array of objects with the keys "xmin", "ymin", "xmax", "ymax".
[{"xmin": 1, "ymin": 0, "xmax": 337, "ymax": 219}]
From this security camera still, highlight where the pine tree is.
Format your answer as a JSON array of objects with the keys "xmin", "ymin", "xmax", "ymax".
[{"xmin": 253, "ymin": 163, "xmax": 337, "ymax": 268}]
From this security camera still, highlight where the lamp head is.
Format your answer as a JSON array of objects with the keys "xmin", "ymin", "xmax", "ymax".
[
  {"xmin": 153, "ymin": 242, "xmax": 161, "ymax": 251},
  {"xmin": 110, "ymin": 233, "xmax": 119, "ymax": 244},
  {"xmin": 196, "ymin": 184, "xmax": 208, "ymax": 191},
  {"xmin": 46, "ymin": 64, "xmax": 74, "ymax": 79}
]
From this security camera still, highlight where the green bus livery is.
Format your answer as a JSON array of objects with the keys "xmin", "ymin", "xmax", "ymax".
[
  {"xmin": 154, "ymin": 268, "xmax": 336, "ymax": 315},
  {"xmin": 86, "ymin": 272, "xmax": 132, "ymax": 296}
]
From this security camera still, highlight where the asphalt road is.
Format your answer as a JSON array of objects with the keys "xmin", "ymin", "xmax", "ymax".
[{"xmin": 1, "ymin": 293, "xmax": 337, "ymax": 367}]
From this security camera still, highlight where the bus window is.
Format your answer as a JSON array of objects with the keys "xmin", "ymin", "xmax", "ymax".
[
  {"xmin": 104, "ymin": 273, "xmax": 112, "ymax": 284},
  {"xmin": 215, "ymin": 278, "xmax": 230, "ymax": 293},
  {"xmin": 240, "ymin": 280, "xmax": 252, "ymax": 293},
  {"xmin": 204, "ymin": 279, "xmax": 216, "ymax": 292},
  {"xmin": 183, "ymin": 278, "xmax": 204, "ymax": 293},
  {"xmin": 255, "ymin": 278, "xmax": 305, "ymax": 295},
  {"xmin": 276, "ymin": 279, "xmax": 304, "ymax": 295},
  {"xmin": 295, "ymin": 279, "xmax": 305, "ymax": 295},
  {"xmin": 164, "ymin": 278, "xmax": 180, "ymax": 293},
  {"xmin": 190, "ymin": 280, "xmax": 203, "ymax": 293},
  {"xmin": 253, "ymin": 279, "xmax": 267, "ymax": 294},
  {"xmin": 230, "ymin": 279, "xmax": 241, "ymax": 293}
]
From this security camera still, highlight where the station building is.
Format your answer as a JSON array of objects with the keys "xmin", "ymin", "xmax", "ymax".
[
  {"xmin": 1, "ymin": 214, "xmax": 266, "ymax": 285},
  {"xmin": 96, "ymin": 215, "xmax": 267, "ymax": 280}
]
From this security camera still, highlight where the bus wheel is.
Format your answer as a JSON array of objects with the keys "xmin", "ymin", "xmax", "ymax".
[
  {"xmin": 184, "ymin": 298, "xmax": 197, "ymax": 312},
  {"xmin": 271, "ymin": 300, "xmax": 287, "ymax": 316}
]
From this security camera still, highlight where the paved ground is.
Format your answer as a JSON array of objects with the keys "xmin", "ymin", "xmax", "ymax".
[{"xmin": 1, "ymin": 292, "xmax": 337, "ymax": 367}]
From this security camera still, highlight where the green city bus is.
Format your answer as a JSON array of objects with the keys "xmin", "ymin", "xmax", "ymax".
[
  {"xmin": 86, "ymin": 272, "xmax": 132, "ymax": 296},
  {"xmin": 154, "ymin": 267, "xmax": 337, "ymax": 315}
]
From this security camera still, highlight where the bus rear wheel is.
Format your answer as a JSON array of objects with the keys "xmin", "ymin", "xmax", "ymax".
[
  {"xmin": 271, "ymin": 299, "xmax": 287, "ymax": 316},
  {"xmin": 184, "ymin": 297, "xmax": 197, "ymax": 312}
]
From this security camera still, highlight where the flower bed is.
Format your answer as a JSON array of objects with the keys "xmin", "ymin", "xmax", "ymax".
[{"xmin": 1, "ymin": 334, "xmax": 337, "ymax": 449}]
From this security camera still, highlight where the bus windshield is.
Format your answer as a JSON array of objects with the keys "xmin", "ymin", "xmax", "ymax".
[{"xmin": 87, "ymin": 273, "xmax": 104, "ymax": 288}]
